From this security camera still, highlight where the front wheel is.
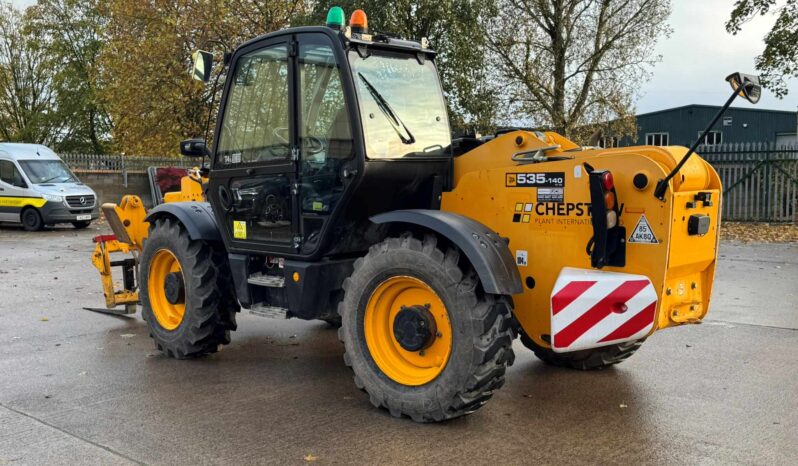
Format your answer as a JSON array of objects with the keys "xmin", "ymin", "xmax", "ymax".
[
  {"xmin": 140, "ymin": 217, "xmax": 239, "ymax": 358},
  {"xmin": 21, "ymin": 208, "xmax": 44, "ymax": 231},
  {"xmin": 338, "ymin": 233, "xmax": 516, "ymax": 422}
]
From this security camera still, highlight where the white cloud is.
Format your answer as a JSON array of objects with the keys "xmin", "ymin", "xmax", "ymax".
[
  {"xmin": 10, "ymin": 0, "xmax": 36, "ymax": 9},
  {"xmin": 638, "ymin": 0, "xmax": 797, "ymax": 113}
]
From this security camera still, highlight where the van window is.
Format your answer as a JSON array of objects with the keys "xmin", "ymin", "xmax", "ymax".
[
  {"xmin": 18, "ymin": 160, "xmax": 77, "ymax": 184},
  {"xmin": 0, "ymin": 160, "xmax": 27, "ymax": 188}
]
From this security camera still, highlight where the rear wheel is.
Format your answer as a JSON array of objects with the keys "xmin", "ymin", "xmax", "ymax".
[
  {"xmin": 518, "ymin": 327, "xmax": 643, "ymax": 370},
  {"xmin": 21, "ymin": 208, "xmax": 44, "ymax": 231},
  {"xmin": 140, "ymin": 217, "xmax": 239, "ymax": 358},
  {"xmin": 339, "ymin": 233, "xmax": 515, "ymax": 422},
  {"xmin": 72, "ymin": 220, "xmax": 91, "ymax": 229}
]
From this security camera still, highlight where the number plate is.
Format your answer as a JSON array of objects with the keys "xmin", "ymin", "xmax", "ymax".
[{"xmin": 76, "ymin": 214, "xmax": 91, "ymax": 221}]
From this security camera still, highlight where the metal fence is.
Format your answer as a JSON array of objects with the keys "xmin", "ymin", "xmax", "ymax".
[
  {"xmin": 701, "ymin": 143, "xmax": 798, "ymax": 223},
  {"xmin": 61, "ymin": 153, "xmax": 195, "ymax": 172}
]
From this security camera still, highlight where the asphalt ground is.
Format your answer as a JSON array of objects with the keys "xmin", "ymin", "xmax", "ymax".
[{"xmin": 0, "ymin": 224, "xmax": 796, "ymax": 465}]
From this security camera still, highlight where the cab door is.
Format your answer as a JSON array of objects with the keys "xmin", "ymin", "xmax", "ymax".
[
  {"xmin": 295, "ymin": 33, "xmax": 356, "ymax": 255},
  {"xmin": 208, "ymin": 39, "xmax": 298, "ymax": 254}
]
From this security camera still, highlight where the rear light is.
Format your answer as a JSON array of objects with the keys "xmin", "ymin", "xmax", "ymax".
[
  {"xmin": 601, "ymin": 171, "xmax": 614, "ymax": 190},
  {"xmin": 606, "ymin": 211, "xmax": 618, "ymax": 229},
  {"xmin": 585, "ymin": 165, "xmax": 625, "ymax": 269},
  {"xmin": 604, "ymin": 191, "xmax": 616, "ymax": 210}
]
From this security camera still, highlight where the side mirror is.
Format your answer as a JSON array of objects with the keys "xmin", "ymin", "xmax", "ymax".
[
  {"xmin": 180, "ymin": 138, "xmax": 209, "ymax": 158},
  {"xmin": 191, "ymin": 50, "xmax": 213, "ymax": 82},
  {"xmin": 725, "ymin": 72, "xmax": 761, "ymax": 104}
]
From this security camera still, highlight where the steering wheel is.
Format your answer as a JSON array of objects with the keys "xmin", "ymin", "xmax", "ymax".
[{"xmin": 305, "ymin": 136, "xmax": 325, "ymax": 155}]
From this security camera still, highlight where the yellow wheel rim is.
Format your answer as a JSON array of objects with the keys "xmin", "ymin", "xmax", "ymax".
[
  {"xmin": 148, "ymin": 249, "xmax": 185, "ymax": 331},
  {"xmin": 364, "ymin": 276, "xmax": 452, "ymax": 386}
]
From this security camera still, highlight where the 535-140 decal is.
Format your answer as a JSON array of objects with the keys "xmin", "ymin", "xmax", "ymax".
[{"xmin": 506, "ymin": 172, "xmax": 565, "ymax": 188}]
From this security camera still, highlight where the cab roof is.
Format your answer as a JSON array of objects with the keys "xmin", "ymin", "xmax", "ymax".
[
  {"xmin": 235, "ymin": 26, "xmax": 435, "ymax": 57},
  {"xmin": 0, "ymin": 143, "xmax": 61, "ymax": 161}
]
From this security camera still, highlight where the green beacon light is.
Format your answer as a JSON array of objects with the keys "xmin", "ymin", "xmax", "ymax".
[{"xmin": 326, "ymin": 6, "xmax": 345, "ymax": 30}]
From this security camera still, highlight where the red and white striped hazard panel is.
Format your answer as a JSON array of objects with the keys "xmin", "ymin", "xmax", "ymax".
[{"xmin": 550, "ymin": 268, "xmax": 658, "ymax": 352}]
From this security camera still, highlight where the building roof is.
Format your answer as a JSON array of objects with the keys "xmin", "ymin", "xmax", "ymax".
[{"xmin": 636, "ymin": 104, "xmax": 797, "ymax": 119}]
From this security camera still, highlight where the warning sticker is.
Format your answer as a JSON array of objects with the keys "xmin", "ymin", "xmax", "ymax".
[
  {"xmin": 233, "ymin": 220, "xmax": 247, "ymax": 239},
  {"xmin": 628, "ymin": 214, "xmax": 658, "ymax": 244},
  {"xmin": 537, "ymin": 187, "xmax": 564, "ymax": 203}
]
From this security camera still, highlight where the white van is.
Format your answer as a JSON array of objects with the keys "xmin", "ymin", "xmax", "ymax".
[{"xmin": 0, "ymin": 143, "xmax": 99, "ymax": 231}]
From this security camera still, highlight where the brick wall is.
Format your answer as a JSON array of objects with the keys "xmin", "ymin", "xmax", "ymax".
[{"xmin": 74, "ymin": 171, "xmax": 154, "ymax": 208}]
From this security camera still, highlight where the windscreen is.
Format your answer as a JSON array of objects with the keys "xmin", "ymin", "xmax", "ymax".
[
  {"xmin": 19, "ymin": 160, "xmax": 78, "ymax": 184},
  {"xmin": 349, "ymin": 51, "xmax": 451, "ymax": 159}
]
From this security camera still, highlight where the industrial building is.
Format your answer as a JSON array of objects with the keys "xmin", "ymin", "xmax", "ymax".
[{"xmin": 607, "ymin": 105, "xmax": 798, "ymax": 148}]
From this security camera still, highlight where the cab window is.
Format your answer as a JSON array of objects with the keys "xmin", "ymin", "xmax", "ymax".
[
  {"xmin": 349, "ymin": 50, "xmax": 450, "ymax": 159},
  {"xmin": 216, "ymin": 45, "xmax": 290, "ymax": 166},
  {"xmin": 298, "ymin": 42, "xmax": 353, "ymax": 215},
  {"xmin": 0, "ymin": 160, "xmax": 27, "ymax": 188}
]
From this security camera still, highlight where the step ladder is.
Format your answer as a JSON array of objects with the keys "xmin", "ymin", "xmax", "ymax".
[
  {"xmin": 247, "ymin": 272, "xmax": 286, "ymax": 288},
  {"xmin": 247, "ymin": 272, "xmax": 288, "ymax": 318},
  {"xmin": 249, "ymin": 304, "xmax": 289, "ymax": 319}
]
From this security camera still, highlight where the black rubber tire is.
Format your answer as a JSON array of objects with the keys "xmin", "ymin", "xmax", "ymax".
[
  {"xmin": 518, "ymin": 326, "xmax": 644, "ymax": 370},
  {"xmin": 338, "ymin": 232, "xmax": 516, "ymax": 422},
  {"xmin": 21, "ymin": 208, "xmax": 44, "ymax": 231},
  {"xmin": 140, "ymin": 217, "xmax": 239, "ymax": 358},
  {"xmin": 72, "ymin": 220, "xmax": 91, "ymax": 229}
]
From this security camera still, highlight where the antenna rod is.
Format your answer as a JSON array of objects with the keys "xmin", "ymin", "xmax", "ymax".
[{"xmin": 653, "ymin": 89, "xmax": 740, "ymax": 200}]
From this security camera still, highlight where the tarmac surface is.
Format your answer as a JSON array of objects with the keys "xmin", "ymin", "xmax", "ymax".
[{"xmin": 0, "ymin": 224, "xmax": 796, "ymax": 465}]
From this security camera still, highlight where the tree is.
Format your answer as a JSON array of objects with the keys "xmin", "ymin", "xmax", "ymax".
[
  {"xmin": 305, "ymin": 1, "xmax": 500, "ymax": 135},
  {"xmin": 727, "ymin": 0, "xmax": 798, "ymax": 98},
  {"xmin": 97, "ymin": 0, "xmax": 308, "ymax": 156},
  {"xmin": 0, "ymin": 1, "xmax": 59, "ymax": 144},
  {"xmin": 27, "ymin": 0, "xmax": 111, "ymax": 153},
  {"xmin": 487, "ymin": 0, "xmax": 672, "ymax": 143}
]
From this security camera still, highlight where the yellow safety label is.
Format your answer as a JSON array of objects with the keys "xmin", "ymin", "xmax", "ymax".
[{"xmin": 233, "ymin": 220, "xmax": 247, "ymax": 239}]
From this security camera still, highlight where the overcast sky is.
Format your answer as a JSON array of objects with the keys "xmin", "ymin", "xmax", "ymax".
[{"xmin": 10, "ymin": 0, "xmax": 797, "ymax": 114}]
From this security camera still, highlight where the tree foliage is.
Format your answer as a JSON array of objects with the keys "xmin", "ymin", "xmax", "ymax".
[
  {"xmin": 27, "ymin": 0, "xmax": 111, "ymax": 153},
  {"xmin": 487, "ymin": 0, "xmax": 671, "ymax": 143},
  {"xmin": 0, "ymin": 0, "xmax": 674, "ymax": 154},
  {"xmin": 305, "ymin": 1, "xmax": 499, "ymax": 135},
  {"xmin": 98, "ymin": 0, "xmax": 308, "ymax": 156},
  {"xmin": 0, "ymin": 2, "xmax": 58, "ymax": 144},
  {"xmin": 727, "ymin": 0, "xmax": 798, "ymax": 98}
]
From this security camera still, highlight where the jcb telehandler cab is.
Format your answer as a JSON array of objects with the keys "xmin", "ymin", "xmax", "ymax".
[{"xmin": 94, "ymin": 8, "xmax": 761, "ymax": 422}]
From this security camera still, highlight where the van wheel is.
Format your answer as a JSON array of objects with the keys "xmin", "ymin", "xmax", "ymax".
[
  {"xmin": 21, "ymin": 208, "xmax": 44, "ymax": 231},
  {"xmin": 72, "ymin": 220, "xmax": 92, "ymax": 229}
]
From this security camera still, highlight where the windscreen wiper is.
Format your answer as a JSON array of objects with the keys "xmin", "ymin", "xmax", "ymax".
[
  {"xmin": 357, "ymin": 73, "xmax": 415, "ymax": 145},
  {"xmin": 39, "ymin": 175, "xmax": 63, "ymax": 183}
]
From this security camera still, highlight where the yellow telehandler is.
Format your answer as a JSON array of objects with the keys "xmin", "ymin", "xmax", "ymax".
[{"xmin": 91, "ymin": 7, "xmax": 761, "ymax": 422}]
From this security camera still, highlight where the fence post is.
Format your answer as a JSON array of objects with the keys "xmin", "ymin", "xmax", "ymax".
[
  {"xmin": 765, "ymin": 142, "xmax": 772, "ymax": 221},
  {"xmin": 122, "ymin": 156, "xmax": 128, "ymax": 188}
]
